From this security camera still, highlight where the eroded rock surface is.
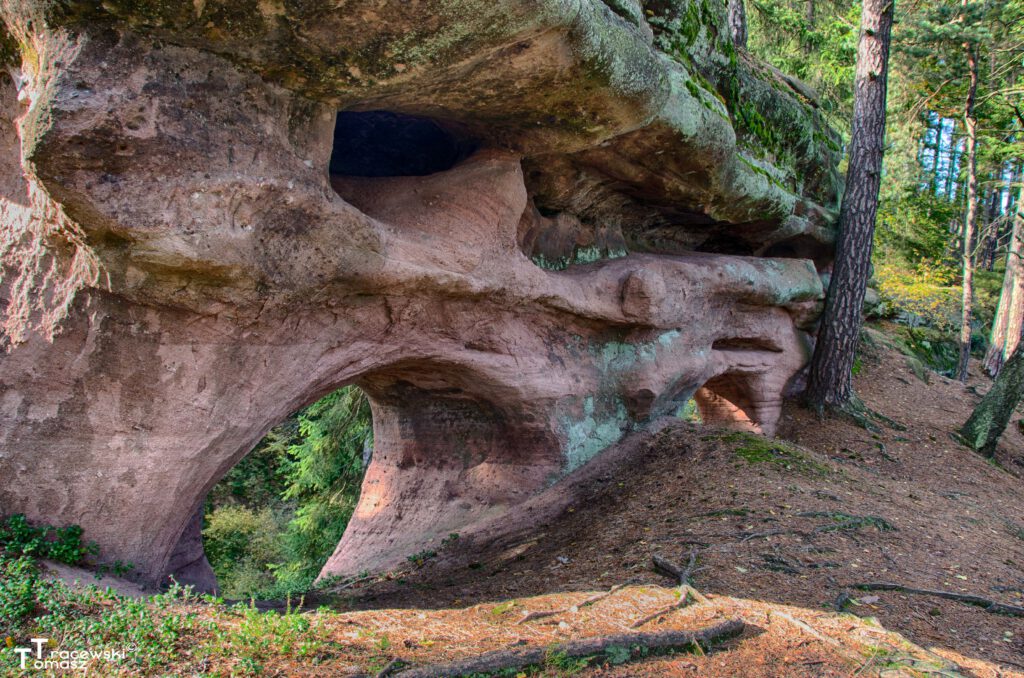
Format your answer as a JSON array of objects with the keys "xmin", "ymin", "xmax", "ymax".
[{"xmin": 0, "ymin": 0, "xmax": 839, "ymax": 588}]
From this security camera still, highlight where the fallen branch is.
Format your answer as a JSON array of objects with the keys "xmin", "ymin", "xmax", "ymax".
[
  {"xmin": 393, "ymin": 619, "xmax": 746, "ymax": 678},
  {"xmin": 516, "ymin": 584, "xmax": 625, "ymax": 624},
  {"xmin": 631, "ymin": 585, "xmax": 706, "ymax": 628},
  {"xmin": 854, "ymin": 583, "xmax": 1024, "ymax": 617}
]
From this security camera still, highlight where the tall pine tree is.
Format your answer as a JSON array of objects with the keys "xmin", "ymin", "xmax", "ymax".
[{"xmin": 805, "ymin": 0, "xmax": 895, "ymax": 410}]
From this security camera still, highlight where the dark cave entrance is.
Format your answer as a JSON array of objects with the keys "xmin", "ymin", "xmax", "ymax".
[
  {"xmin": 329, "ymin": 110, "xmax": 477, "ymax": 178},
  {"xmin": 201, "ymin": 386, "xmax": 373, "ymax": 599}
]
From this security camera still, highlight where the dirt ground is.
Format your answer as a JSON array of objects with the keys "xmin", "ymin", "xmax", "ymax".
[{"xmin": 328, "ymin": 325, "xmax": 1024, "ymax": 676}]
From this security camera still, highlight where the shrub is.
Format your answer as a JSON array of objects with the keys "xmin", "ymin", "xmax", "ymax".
[
  {"xmin": 202, "ymin": 506, "xmax": 286, "ymax": 599},
  {"xmin": 0, "ymin": 514, "xmax": 98, "ymax": 565}
]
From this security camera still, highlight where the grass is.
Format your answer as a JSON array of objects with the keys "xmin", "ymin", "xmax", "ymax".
[{"xmin": 716, "ymin": 431, "xmax": 831, "ymax": 475}]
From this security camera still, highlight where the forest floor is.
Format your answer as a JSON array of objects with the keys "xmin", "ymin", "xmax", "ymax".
[
  {"xmin": 43, "ymin": 324, "xmax": 1024, "ymax": 676},
  {"xmin": 310, "ymin": 323, "xmax": 1024, "ymax": 676}
]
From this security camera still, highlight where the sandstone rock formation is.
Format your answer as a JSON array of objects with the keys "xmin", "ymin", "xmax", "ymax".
[{"xmin": 0, "ymin": 0, "xmax": 840, "ymax": 590}]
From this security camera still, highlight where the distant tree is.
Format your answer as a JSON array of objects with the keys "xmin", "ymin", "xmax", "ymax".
[
  {"xmin": 960, "ymin": 325, "xmax": 1024, "ymax": 455},
  {"xmin": 728, "ymin": 0, "xmax": 748, "ymax": 48},
  {"xmin": 805, "ymin": 0, "xmax": 895, "ymax": 411},
  {"xmin": 956, "ymin": 1, "xmax": 981, "ymax": 382}
]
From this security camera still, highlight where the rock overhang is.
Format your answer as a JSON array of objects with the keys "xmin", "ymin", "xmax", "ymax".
[{"xmin": 0, "ymin": 0, "xmax": 839, "ymax": 589}]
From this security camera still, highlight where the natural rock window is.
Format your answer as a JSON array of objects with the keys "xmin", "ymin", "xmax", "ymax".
[{"xmin": 329, "ymin": 111, "xmax": 476, "ymax": 178}]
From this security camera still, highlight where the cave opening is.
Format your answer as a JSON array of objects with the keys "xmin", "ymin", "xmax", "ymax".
[
  {"xmin": 201, "ymin": 385, "xmax": 372, "ymax": 599},
  {"xmin": 692, "ymin": 373, "xmax": 761, "ymax": 433},
  {"xmin": 329, "ymin": 110, "xmax": 477, "ymax": 178}
]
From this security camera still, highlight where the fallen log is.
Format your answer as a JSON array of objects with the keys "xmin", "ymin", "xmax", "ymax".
[{"xmin": 392, "ymin": 619, "xmax": 746, "ymax": 678}]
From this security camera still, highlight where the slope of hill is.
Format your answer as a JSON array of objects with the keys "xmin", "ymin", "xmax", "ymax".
[{"xmin": 330, "ymin": 325, "xmax": 1024, "ymax": 674}]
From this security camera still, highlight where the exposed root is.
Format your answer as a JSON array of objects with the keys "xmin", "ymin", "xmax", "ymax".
[
  {"xmin": 515, "ymin": 584, "xmax": 625, "ymax": 624},
  {"xmin": 631, "ymin": 585, "xmax": 707, "ymax": 628},
  {"xmin": 855, "ymin": 582, "xmax": 1024, "ymax": 617}
]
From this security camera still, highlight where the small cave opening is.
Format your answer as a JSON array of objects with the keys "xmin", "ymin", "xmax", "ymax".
[
  {"xmin": 329, "ymin": 110, "xmax": 477, "ymax": 178},
  {"xmin": 692, "ymin": 374, "xmax": 761, "ymax": 432},
  {"xmin": 201, "ymin": 385, "xmax": 372, "ymax": 599}
]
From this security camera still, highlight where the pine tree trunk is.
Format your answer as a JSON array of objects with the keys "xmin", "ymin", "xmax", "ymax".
[
  {"xmin": 960, "ymin": 327, "xmax": 1024, "ymax": 455},
  {"xmin": 957, "ymin": 37, "xmax": 980, "ymax": 383},
  {"xmin": 728, "ymin": 0, "xmax": 747, "ymax": 49},
  {"xmin": 805, "ymin": 0, "xmax": 895, "ymax": 410},
  {"xmin": 981, "ymin": 189, "xmax": 999, "ymax": 271},
  {"xmin": 984, "ymin": 182, "xmax": 1024, "ymax": 376},
  {"xmin": 1004, "ymin": 187, "xmax": 1024, "ymax": 361}
]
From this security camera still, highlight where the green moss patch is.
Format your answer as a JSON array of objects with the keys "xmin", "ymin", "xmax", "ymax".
[{"xmin": 714, "ymin": 431, "xmax": 831, "ymax": 475}]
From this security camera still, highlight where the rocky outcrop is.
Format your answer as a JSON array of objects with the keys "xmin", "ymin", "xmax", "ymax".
[{"xmin": 0, "ymin": 0, "xmax": 839, "ymax": 589}]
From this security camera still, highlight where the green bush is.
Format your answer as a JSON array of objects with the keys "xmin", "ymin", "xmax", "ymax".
[
  {"xmin": 203, "ymin": 506, "xmax": 287, "ymax": 599},
  {"xmin": 0, "ymin": 514, "xmax": 98, "ymax": 565}
]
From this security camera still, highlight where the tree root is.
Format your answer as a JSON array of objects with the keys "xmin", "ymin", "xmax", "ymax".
[
  {"xmin": 391, "ymin": 619, "xmax": 746, "ymax": 677},
  {"xmin": 653, "ymin": 548, "xmax": 701, "ymax": 585},
  {"xmin": 516, "ymin": 584, "xmax": 625, "ymax": 624},
  {"xmin": 824, "ymin": 394, "xmax": 907, "ymax": 433},
  {"xmin": 855, "ymin": 582, "xmax": 1024, "ymax": 616},
  {"xmin": 631, "ymin": 585, "xmax": 707, "ymax": 628}
]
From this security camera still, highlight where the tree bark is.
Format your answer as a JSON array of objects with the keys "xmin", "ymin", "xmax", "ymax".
[
  {"xmin": 728, "ymin": 0, "xmax": 747, "ymax": 49},
  {"xmin": 1003, "ymin": 187, "xmax": 1024, "ymax": 362},
  {"xmin": 981, "ymin": 188, "xmax": 999, "ymax": 271},
  {"xmin": 984, "ymin": 182, "xmax": 1024, "ymax": 376},
  {"xmin": 960, "ymin": 325, "xmax": 1024, "ymax": 455},
  {"xmin": 392, "ymin": 620, "xmax": 746, "ymax": 678},
  {"xmin": 957, "ymin": 27, "xmax": 980, "ymax": 383},
  {"xmin": 805, "ymin": 0, "xmax": 895, "ymax": 410}
]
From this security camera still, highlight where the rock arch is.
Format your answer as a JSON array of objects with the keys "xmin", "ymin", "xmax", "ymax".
[{"xmin": 0, "ymin": 0, "xmax": 838, "ymax": 589}]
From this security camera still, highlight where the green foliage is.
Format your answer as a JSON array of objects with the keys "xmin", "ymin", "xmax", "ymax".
[
  {"xmin": 0, "ymin": 514, "xmax": 98, "ymax": 565},
  {"xmin": 876, "ymin": 188, "xmax": 960, "ymax": 267},
  {"xmin": 747, "ymin": 0, "xmax": 859, "ymax": 123},
  {"xmin": 276, "ymin": 386, "xmax": 372, "ymax": 590},
  {"xmin": 203, "ymin": 506, "xmax": 287, "ymax": 599},
  {"xmin": 0, "ymin": 555, "xmax": 40, "ymax": 630},
  {"xmin": 720, "ymin": 431, "xmax": 830, "ymax": 475},
  {"xmin": 406, "ymin": 549, "xmax": 437, "ymax": 567},
  {"xmin": 0, "ymin": 550, "xmax": 334, "ymax": 675},
  {"xmin": 874, "ymin": 260, "xmax": 961, "ymax": 331},
  {"xmin": 215, "ymin": 601, "xmax": 327, "ymax": 672},
  {"xmin": 604, "ymin": 645, "xmax": 631, "ymax": 665},
  {"xmin": 203, "ymin": 386, "xmax": 372, "ymax": 599},
  {"xmin": 546, "ymin": 648, "xmax": 593, "ymax": 673}
]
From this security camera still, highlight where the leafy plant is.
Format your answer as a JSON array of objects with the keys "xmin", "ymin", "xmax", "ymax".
[
  {"xmin": 406, "ymin": 550, "xmax": 437, "ymax": 567},
  {"xmin": 0, "ymin": 514, "xmax": 98, "ymax": 565},
  {"xmin": 604, "ymin": 645, "xmax": 631, "ymax": 665}
]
